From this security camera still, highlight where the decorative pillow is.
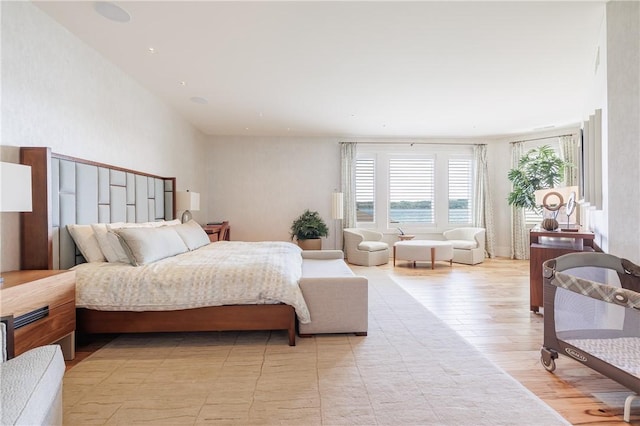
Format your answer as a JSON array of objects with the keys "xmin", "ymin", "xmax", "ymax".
[
  {"xmin": 114, "ymin": 226, "xmax": 189, "ymax": 266},
  {"xmin": 90, "ymin": 221, "xmax": 182, "ymax": 263},
  {"xmin": 91, "ymin": 223, "xmax": 129, "ymax": 263},
  {"xmin": 174, "ymin": 220, "xmax": 210, "ymax": 251},
  {"xmin": 66, "ymin": 224, "xmax": 106, "ymax": 262}
]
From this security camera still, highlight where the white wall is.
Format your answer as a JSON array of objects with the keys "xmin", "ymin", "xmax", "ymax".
[
  {"xmin": 205, "ymin": 134, "xmax": 562, "ymax": 258},
  {"xmin": 206, "ymin": 136, "xmax": 341, "ymax": 248},
  {"xmin": 581, "ymin": 4, "xmax": 608, "ymax": 251},
  {"xmin": 605, "ymin": 0, "xmax": 640, "ymax": 261},
  {"xmin": 0, "ymin": 2, "xmax": 207, "ymax": 271}
]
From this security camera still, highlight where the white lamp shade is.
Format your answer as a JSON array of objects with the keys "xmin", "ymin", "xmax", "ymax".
[
  {"xmin": 0, "ymin": 162, "xmax": 33, "ymax": 212},
  {"xmin": 176, "ymin": 191, "xmax": 200, "ymax": 212},
  {"xmin": 332, "ymin": 192, "xmax": 343, "ymax": 220}
]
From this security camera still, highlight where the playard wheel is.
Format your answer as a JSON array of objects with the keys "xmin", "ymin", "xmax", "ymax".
[{"xmin": 540, "ymin": 355, "xmax": 556, "ymax": 372}]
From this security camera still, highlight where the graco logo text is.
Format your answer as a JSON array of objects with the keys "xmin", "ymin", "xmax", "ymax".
[{"xmin": 565, "ymin": 348, "xmax": 587, "ymax": 362}]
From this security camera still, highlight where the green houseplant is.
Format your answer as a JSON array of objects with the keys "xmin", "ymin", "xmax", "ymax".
[
  {"xmin": 507, "ymin": 145, "xmax": 568, "ymax": 211},
  {"xmin": 290, "ymin": 209, "xmax": 329, "ymax": 250}
]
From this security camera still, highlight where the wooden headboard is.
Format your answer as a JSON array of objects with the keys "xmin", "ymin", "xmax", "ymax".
[{"xmin": 19, "ymin": 147, "xmax": 176, "ymax": 270}]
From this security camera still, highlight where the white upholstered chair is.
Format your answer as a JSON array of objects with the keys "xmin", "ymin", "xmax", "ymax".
[
  {"xmin": 442, "ymin": 227, "xmax": 486, "ymax": 265},
  {"xmin": 1, "ymin": 317, "xmax": 65, "ymax": 426},
  {"xmin": 343, "ymin": 228, "xmax": 390, "ymax": 266}
]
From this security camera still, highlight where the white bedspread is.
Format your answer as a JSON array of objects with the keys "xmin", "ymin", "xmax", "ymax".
[{"xmin": 72, "ymin": 241, "xmax": 310, "ymax": 323}]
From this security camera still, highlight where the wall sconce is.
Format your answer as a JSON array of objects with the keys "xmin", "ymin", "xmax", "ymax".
[{"xmin": 176, "ymin": 190, "xmax": 200, "ymax": 223}]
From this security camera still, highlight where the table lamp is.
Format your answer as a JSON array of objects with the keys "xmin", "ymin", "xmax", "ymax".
[
  {"xmin": 1, "ymin": 161, "xmax": 33, "ymax": 285},
  {"xmin": 176, "ymin": 190, "xmax": 200, "ymax": 223}
]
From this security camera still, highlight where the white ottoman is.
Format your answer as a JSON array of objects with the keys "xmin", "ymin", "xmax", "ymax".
[{"xmin": 393, "ymin": 240, "xmax": 454, "ymax": 269}]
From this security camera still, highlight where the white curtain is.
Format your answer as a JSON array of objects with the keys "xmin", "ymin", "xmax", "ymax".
[
  {"xmin": 510, "ymin": 141, "xmax": 529, "ymax": 260},
  {"xmin": 473, "ymin": 144, "xmax": 496, "ymax": 258},
  {"xmin": 559, "ymin": 134, "xmax": 579, "ymax": 186},
  {"xmin": 341, "ymin": 142, "xmax": 357, "ymax": 229}
]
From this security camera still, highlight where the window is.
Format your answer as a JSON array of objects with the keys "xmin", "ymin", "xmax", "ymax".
[
  {"xmin": 355, "ymin": 145, "xmax": 474, "ymax": 229},
  {"xmin": 448, "ymin": 158, "xmax": 472, "ymax": 223},
  {"xmin": 521, "ymin": 141, "xmax": 562, "ymax": 225},
  {"xmin": 355, "ymin": 158, "xmax": 375, "ymax": 223},
  {"xmin": 389, "ymin": 158, "xmax": 434, "ymax": 224}
]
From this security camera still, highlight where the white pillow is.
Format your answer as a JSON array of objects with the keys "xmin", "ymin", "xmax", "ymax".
[
  {"xmin": 174, "ymin": 220, "xmax": 210, "ymax": 251},
  {"xmin": 91, "ymin": 223, "xmax": 129, "ymax": 263},
  {"xmin": 91, "ymin": 221, "xmax": 182, "ymax": 263},
  {"xmin": 66, "ymin": 224, "xmax": 106, "ymax": 262},
  {"xmin": 115, "ymin": 226, "xmax": 189, "ymax": 266},
  {"xmin": 160, "ymin": 219, "xmax": 181, "ymax": 227}
]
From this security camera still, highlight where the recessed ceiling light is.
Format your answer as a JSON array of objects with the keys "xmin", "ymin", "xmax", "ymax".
[
  {"xmin": 179, "ymin": 81, "xmax": 187, "ymax": 86},
  {"xmin": 94, "ymin": 2, "xmax": 131, "ymax": 23},
  {"xmin": 147, "ymin": 47, "xmax": 157, "ymax": 54},
  {"xmin": 190, "ymin": 96, "xmax": 208, "ymax": 105}
]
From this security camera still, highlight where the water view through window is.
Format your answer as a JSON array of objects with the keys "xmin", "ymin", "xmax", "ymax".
[
  {"xmin": 356, "ymin": 203, "xmax": 470, "ymax": 224},
  {"xmin": 355, "ymin": 150, "xmax": 473, "ymax": 226}
]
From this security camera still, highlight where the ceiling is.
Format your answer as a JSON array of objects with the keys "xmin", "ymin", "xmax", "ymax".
[{"xmin": 35, "ymin": 1, "xmax": 605, "ymax": 139}]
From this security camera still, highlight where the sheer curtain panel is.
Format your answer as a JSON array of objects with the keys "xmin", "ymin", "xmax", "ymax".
[
  {"xmin": 559, "ymin": 134, "xmax": 579, "ymax": 186},
  {"xmin": 473, "ymin": 144, "xmax": 496, "ymax": 258},
  {"xmin": 510, "ymin": 141, "xmax": 529, "ymax": 259},
  {"xmin": 341, "ymin": 142, "xmax": 357, "ymax": 229}
]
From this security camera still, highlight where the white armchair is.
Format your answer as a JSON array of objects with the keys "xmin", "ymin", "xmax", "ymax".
[
  {"xmin": 1, "ymin": 316, "xmax": 65, "ymax": 426},
  {"xmin": 343, "ymin": 228, "xmax": 390, "ymax": 266},
  {"xmin": 443, "ymin": 227, "xmax": 486, "ymax": 265}
]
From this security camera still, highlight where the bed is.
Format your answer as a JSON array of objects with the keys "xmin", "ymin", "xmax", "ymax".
[
  {"xmin": 19, "ymin": 147, "xmax": 304, "ymax": 345},
  {"xmin": 541, "ymin": 252, "xmax": 640, "ymax": 422}
]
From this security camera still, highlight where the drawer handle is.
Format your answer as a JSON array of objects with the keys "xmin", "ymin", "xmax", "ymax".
[{"xmin": 14, "ymin": 306, "xmax": 49, "ymax": 329}]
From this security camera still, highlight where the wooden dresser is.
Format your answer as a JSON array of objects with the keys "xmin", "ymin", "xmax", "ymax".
[
  {"xmin": 529, "ymin": 228, "xmax": 595, "ymax": 313},
  {"xmin": 0, "ymin": 270, "xmax": 76, "ymax": 360}
]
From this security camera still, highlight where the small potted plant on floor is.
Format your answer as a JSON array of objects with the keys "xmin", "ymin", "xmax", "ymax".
[{"xmin": 290, "ymin": 209, "xmax": 329, "ymax": 250}]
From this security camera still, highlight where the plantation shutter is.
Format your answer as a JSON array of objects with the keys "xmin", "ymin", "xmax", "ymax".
[
  {"xmin": 355, "ymin": 158, "xmax": 375, "ymax": 223},
  {"xmin": 389, "ymin": 158, "xmax": 434, "ymax": 224},
  {"xmin": 448, "ymin": 158, "xmax": 473, "ymax": 223}
]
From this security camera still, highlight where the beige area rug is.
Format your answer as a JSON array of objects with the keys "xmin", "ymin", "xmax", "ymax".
[{"xmin": 63, "ymin": 267, "xmax": 568, "ymax": 425}]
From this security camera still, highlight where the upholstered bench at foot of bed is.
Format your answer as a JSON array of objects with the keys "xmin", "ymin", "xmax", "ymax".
[{"xmin": 298, "ymin": 250, "xmax": 368, "ymax": 337}]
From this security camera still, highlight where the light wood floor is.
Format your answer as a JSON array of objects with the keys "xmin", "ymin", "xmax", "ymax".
[
  {"xmin": 382, "ymin": 257, "xmax": 638, "ymax": 425},
  {"xmin": 68, "ymin": 257, "xmax": 638, "ymax": 425}
]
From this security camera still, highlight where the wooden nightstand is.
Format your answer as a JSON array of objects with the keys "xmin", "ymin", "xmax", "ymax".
[
  {"xmin": 0, "ymin": 270, "xmax": 76, "ymax": 360},
  {"xmin": 204, "ymin": 221, "xmax": 230, "ymax": 242}
]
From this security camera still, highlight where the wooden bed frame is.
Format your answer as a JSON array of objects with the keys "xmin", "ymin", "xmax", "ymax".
[{"xmin": 19, "ymin": 147, "xmax": 297, "ymax": 345}]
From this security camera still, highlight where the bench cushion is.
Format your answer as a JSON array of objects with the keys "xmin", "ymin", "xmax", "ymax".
[
  {"xmin": 302, "ymin": 258, "xmax": 354, "ymax": 278},
  {"xmin": 447, "ymin": 239, "xmax": 478, "ymax": 250},
  {"xmin": 358, "ymin": 241, "xmax": 388, "ymax": 252}
]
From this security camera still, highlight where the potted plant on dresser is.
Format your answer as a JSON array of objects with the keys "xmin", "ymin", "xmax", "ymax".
[
  {"xmin": 507, "ymin": 145, "xmax": 570, "ymax": 230},
  {"xmin": 290, "ymin": 209, "xmax": 329, "ymax": 250}
]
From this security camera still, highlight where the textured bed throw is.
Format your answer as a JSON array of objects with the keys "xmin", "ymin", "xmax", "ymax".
[{"xmin": 72, "ymin": 241, "xmax": 310, "ymax": 322}]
